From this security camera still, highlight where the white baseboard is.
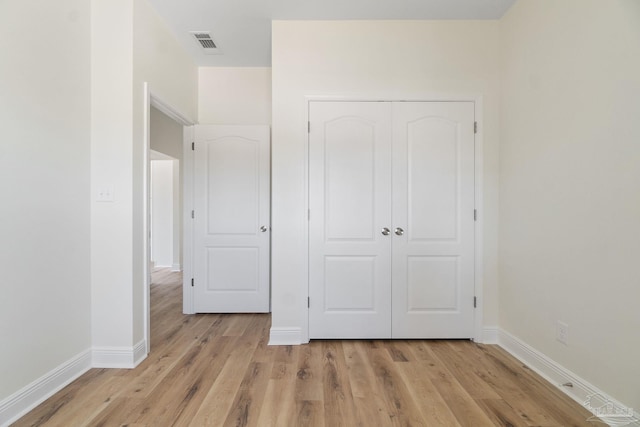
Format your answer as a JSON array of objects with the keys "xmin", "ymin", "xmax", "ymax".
[
  {"xmin": 268, "ymin": 327, "xmax": 302, "ymax": 345},
  {"xmin": 171, "ymin": 263, "xmax": 181, "ymax": 272},
  {"xmin": 133, "ymin": 340, "xmax": 148, "ymax": 367},
  {"xmin": 0, "ymin": 349, "xmax": 92, "ymax": 427},
  {"xmin": 92, "ymin": 339, "xmax": 147, "ymax": 369},
  {"xmin": 497, "ymin": 329, "xmax": 639, "ymax": 426}
]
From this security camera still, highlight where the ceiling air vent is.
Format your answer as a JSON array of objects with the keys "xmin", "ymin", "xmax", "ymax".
[{"xmin": 189, "ymin": 31, "xmax": 221, "ymax": 55}]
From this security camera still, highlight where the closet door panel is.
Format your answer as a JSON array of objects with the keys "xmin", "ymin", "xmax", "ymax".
[
  {"xmin": 308, "ymin": 101, "xmax": 392, "ymax": 338},
  {"xmin": 392, "ymin": 102, "xmax": 475, "ymax": 338}
]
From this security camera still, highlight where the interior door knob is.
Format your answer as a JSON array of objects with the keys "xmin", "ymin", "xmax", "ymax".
[
  {"xmin": 381, "ymin": 227, "xmax": 390, "ymax": 236},
  {"xmin": 394, "ymin": 227, "xmax": 404, "ymax": 236},
  {"xmin": 260, "ymin": 226, "xmax": 268, "ymax": 232}
]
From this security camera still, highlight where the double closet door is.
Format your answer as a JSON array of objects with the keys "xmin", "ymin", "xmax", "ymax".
[{"xmin": 308, "ymin": 101, "xmax": 475, "ymax": 339}]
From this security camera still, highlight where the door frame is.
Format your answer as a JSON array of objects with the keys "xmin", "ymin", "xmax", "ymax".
[
  {"xmin": 302, "ymin": 94, "xmax": 485, "ymax": 343},
  {"xmin": 143, "ymin": 83, "xmax": 195, "ymax": 347},
  {"xmin": 182, "ymin": 125, "xmax": 195, "ymax": 314}
]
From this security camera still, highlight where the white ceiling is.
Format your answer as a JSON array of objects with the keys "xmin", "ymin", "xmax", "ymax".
[{"xmin": 147, "ymin": 0, "xmax": 516, "ymax": 67}]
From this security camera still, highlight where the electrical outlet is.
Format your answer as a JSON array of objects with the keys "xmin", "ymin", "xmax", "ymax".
[{"xmin": 557, "ymin": 321, "xmax": 569, "ymax": 345}]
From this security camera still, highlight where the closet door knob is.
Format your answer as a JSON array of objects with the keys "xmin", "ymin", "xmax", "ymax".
[
  {"xmin": 394, "ymin": 227, "xmax": 404, "ymax": 236},
  {"xmin": 381, "ymin": 227, "xmax": 390, "ymax": 236},
  {"xmin": 260, "ymin": 226, "xmax": 268, "ymax": 232}
]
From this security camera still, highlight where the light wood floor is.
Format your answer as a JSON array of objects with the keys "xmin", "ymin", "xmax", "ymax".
[{"xmin": 13, "ymin": 269, "xmax": 598, "ymax": 426}]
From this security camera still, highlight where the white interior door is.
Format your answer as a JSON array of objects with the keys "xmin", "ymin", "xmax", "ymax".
[
  {"xmin": 308, "ymin": 101, "xmax": 476, "ymax": 339},
  {"xmin": 193, "ymin": 125, "xmax": 270, "ymax": 313},
  {"xmin": 308, "ymin": 102, "xmax": 392, "ymax": 338},
  {"xmin": 391, "ymin": 102, "xmax": 475, "ymax": 338}
]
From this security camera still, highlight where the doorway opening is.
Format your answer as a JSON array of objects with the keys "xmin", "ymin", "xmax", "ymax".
[
  {"xmin": 150, "ymin": 151, "xmax": 180, "ymax": 272},
  {"xmin": 143, "ymin": 84, "xmax": 194, "ymax": 354}
]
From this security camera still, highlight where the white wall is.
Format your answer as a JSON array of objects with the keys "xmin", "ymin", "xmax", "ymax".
[
  {"xmin": 171, "ymin": 160, "xmax": 181, "ymax": 271},
  {"xmin": 271, "ymin": 20, "xmax": 501, "ymax": 340},
  {"xmin": 0, "ymin": 0, "xmax": 91, "ymax": 401},
  {"xmin": 150, "ymin": 106, "xmax": 184, "ymax": 160},
  {"xmin": 500, "ymin": 0, "xmax": 640, "ymax": 411},
  {"xmin": 150, "ymin": 160, "xmax": 175, "ymax": 267},
  {"xmin": 91, "ymin": 0, "xmax": 197, "ymax": 354},
  {"xmin": 132, "ymin": 0, "xmax": 197, "ymax": 345},
  {"xmin": 133, "ymin": 1, "xmax": 198, "ymax": 122},
  {"xmin": 90, "ymin": 0, "xmax": 135, "ymax": 351},
  {"xmin": 199, "ymin": 67, "xmax": 272, "ymax": 124}
]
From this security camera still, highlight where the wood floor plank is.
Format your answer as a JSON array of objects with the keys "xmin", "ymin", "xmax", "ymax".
[
  {"xmin": 158, "ymin": 335, "xmax": 241, "ymax": 426},
  {"xmin": 430, "ymin": 372, "xmax": 497, "ymax": 427},
  {"xmin": 187, "ymin": 330, "xmax": 262, "ymax": 425},
  {"xmin": 255, "ymin": 359, "xmax": 298, "ymax": 426},
  {"xmin": 273, "ymin": 345, "xmax": 323, "ymax": 425},
  {"xmin": 321, "ymin": 341, "xmax": 358, "ymax": 427},
  {"xmin": 429, "ymin": 341, "xmax": 503, "ymax": 400},
  {"xmin": 11, "ymin": 268, "xmax": 602, "ymax": 427},
  {"xmin": 463, "ymin": 345, "xmax": 568, "ymax": 426},
  {"xmin": 474, "ymin": 398, "xmax": 531, "ymax": 427},
  {"xmin": 13, "ymin": 369, "xmax": 113, "ymax": 427},
  {"xmin": 480, "ymin": 346, "xmax": 595, "ymax": 426},
  {"xmin": 105, "ymin": 335, "xmax": 233, "ymax": 425},
  {"xmin": 273, "ymin": 344, "xmax": 297, "ymax": 365},
  {"xmin": 222, "ymin": 313, "xmax": 253, "ymax": 337},
  {"xmin": 294, "ymin": 399, "xmax": 325, "ymax": 427},
  {"xmin": 342, "ymin": 341, "xmax": 396, "ymax": 426},
  {"xmin": 395, "ymin": 360, "xmax": 463, "ymax": 426},
  {"xmin": 294, "ymin": 344, "xmax": 324, "ymax": 402},
  {"xmin": 45, "ymin": 376, "xmax": 130, "ymax": 427},
  {"xmin": 385, "ymin": 340, "xmax": 414, "ymax": 362},
  {"xmin": 369, "ymin": 346, "xmax": 433, "ymax": 426},
  {"xmin": 222, "ymin": 361, "xmax": 272, "ymax": 427},
  {"xmin": 120, "ymin": 316, "xmax": 213, "ymax": 399},
  {"xmin": 246, "ymin": 314, "xmax": 275, "ymax": 364},
  {"xmin": 83, "ymin": 396, "xmax": 146, "ymax": 427}
]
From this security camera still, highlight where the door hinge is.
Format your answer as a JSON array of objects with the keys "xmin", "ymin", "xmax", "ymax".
[
  {"xmin": 191, "ymin": 210, "xmax": 194, "ymax": 219},
  {"xmin": 474, "ymin": 209, "xmax": 477, "ymax": 221},
  {"xmin": 474, "ymin": 122, "xmax": 478, "ymax": 134},
  {"xmin": 308, "ymin": 209, "xmax": 310, "ymax": 221},
  {"xmin": 191, "ymin": 278, "xmax": 194, "ymax": 287},
  {"xmin": 474, "ymin": 296, "xmax": 477, "ymax": 308},
  {"xmin": 307, "ymin": 297, "xmax": 310, "ymax": 308},
  {"xmin": 192, "ymin": 142, "xmax": 195, "ymax": 151}
]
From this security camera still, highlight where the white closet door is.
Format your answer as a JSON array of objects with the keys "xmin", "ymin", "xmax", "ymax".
[
  {"xmin": 308, "ymin": 102, "xmax": 393, "ymax": 338},
  {"xmin": 193, "ymin": 125, "xmax": 270, "ymax": 313},
  {"xmin": 391, "ymin": 102, "xmax": 475, "ymax": 338}
]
